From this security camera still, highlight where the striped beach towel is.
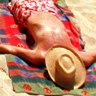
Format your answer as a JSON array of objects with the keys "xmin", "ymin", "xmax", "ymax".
[{"xmin": 0, "ymin": 0, "xmax": 96, "ymax": 95}]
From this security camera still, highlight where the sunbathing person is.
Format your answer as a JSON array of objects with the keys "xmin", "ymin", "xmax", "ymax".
[
  {"xmin": 0, "ymin": 0, "xmax": 96, "ymax": 90},
  {"xmin": 0, "ymin": 0, "xmax": 95, "ymax": 67}
]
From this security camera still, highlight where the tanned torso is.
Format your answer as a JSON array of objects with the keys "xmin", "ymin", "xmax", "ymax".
[{"xmin": 26, "ymin": 12, "xmax": 74, "ymax": 58}]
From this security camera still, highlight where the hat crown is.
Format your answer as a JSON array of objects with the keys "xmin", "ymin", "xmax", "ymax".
[
  {"xmin": 45, "ymin": 46, "xmax": 86, "ymax": 89},
  {"xmin": 57, "ymin": 54, "xmax": 76, "ymax": 78}
]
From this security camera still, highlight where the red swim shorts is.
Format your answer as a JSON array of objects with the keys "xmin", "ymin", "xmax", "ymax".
[{"xmin": 8, "ymin": 0, "xmax": 58, "ymax": 26}]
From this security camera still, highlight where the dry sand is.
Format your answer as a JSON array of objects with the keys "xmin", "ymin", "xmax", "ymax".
[{"xmin": 65, "ymin": 0, "xmax": 96, "ymax": 50}]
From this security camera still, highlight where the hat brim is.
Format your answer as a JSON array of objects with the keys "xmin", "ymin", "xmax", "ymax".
[{"xmin": 45, "ymin": 46, "xmax": 86, "ymax": 89}]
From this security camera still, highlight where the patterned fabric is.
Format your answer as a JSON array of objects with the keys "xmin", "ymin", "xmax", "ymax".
[
  {"xmin": 8, "ymin": 0, "xmax": 58, "ymax": 27},
  {"xmin": 0, "ymin": 0, "xmax": 96, "ymax": 95},
  {"xmin": 7, "ymin": 0, "xmax": 83, "ymax": 51}
]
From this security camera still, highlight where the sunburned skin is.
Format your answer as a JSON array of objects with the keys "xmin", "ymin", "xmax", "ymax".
[{"xmin": 0, "ymin": 0, "xmax": 96, "ymax": 67}]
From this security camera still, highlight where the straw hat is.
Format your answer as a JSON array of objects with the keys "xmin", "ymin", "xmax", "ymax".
[{"xmin": 45, "ymin": 46, "xmax": 86, "ymax": 89}]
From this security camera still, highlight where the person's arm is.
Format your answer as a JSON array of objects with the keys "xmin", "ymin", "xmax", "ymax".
[
  {"xmin": 77, "ymin": 49, "xmax": 96, "ymax": 68},
  {"xmin": 0, "ymin": 44, "xmax": 44, "ymax": 66}
]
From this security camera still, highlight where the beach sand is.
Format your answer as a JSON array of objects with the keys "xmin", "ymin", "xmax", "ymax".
[{"xmin": 65, "ymin": 0, "xmax": 96, "ymax": 50}]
